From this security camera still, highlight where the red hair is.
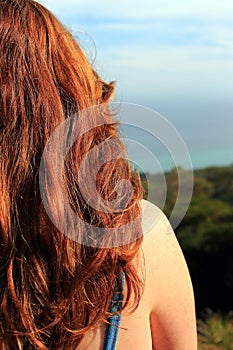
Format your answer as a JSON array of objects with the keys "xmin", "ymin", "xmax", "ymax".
[{"xmin": 0, "ymin": 1, "xmax": 144, "ymax": 348}]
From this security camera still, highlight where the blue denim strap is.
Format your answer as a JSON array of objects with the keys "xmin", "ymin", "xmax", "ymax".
[{"xmin": 103, "ymin": 272, "xmax": 125, "ymax": 350}]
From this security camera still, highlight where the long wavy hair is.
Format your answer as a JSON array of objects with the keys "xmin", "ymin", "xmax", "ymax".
[{"xmin": 0, "ymin": 0, "xmax": 144, "ymax": 349}]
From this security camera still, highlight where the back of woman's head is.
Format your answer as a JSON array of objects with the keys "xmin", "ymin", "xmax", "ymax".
[{"xmin": 0, "ymin": 0, "xmax": 144, "ymax": 348}]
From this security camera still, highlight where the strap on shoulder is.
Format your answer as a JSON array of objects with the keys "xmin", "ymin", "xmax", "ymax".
[{"xmin": 103, "ymin": 272, "xmax": 125, "ymax": 350}]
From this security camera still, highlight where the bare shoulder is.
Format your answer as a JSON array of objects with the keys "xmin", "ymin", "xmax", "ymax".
[{"xmin": 140, "ymin": 199, "xmax": 197, "ymax": 350}]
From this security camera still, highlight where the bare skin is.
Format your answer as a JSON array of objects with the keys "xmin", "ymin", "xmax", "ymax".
[{"xmin": 78, "ymin": 200, "xmax": 197, "ymax": 349}]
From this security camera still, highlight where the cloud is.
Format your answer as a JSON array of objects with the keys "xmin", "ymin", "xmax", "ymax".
[
  {"xmin": 42, "ymin": 0, "xmax": 233, "ymax": 20},
  {"xmin": 94, "ymin": 43, "xmax": 233, "ymax": 103},
  {"xmin": 40, "ymin": 0, "xmax": 233, "ymax": 104},
  {"xmin": 40, "ymin": 1, "xmax": 233, "ymax": 55},
  {"xmin": 72, "ymin": 18, "xmax": 229, "ymax": 50}
]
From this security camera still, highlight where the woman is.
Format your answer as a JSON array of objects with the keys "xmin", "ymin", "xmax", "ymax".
[{"xmin": 0, "ymin": 0, "xmax": 197, "ymax": 349}]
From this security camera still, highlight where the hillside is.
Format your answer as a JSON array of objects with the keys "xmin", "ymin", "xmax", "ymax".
[{"xmin": 140, "ymin": 165, "xmax": 233, "ymax": 314}]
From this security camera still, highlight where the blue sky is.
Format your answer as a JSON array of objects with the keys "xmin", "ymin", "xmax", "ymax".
[
  {"xmin": 41, "ymin": 1, "xmax": 233, "ymax": 101},
  {"xmin": 41, "ymin": 1, "xmax": 233, "ymax": 170}
]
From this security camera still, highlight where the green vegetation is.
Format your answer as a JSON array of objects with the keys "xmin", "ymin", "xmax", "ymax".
[
  {"xmin": 198, "ymin": 309, "xmax": 233, "ymax": 350},
  {"xmin": 140, "ymin": 164, "xmax": 233, "ymax": 340}
]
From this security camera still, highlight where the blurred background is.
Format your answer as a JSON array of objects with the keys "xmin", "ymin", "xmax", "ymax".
[{"xmin": 42, "ymin": 1, "xmax": 233, "ymax": 348}]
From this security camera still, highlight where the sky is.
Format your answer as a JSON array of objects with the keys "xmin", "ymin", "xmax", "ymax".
[{"xmin": 41, "ymin": 0, "xmax": 233, "ymax": 171}]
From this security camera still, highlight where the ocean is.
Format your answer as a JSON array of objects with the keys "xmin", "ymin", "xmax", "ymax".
[{"xmin": 114, "ymin": 98, "xmax": 233, "ymax": 173}]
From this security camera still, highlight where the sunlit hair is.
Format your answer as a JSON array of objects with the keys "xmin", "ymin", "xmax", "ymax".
[{"xmin": 0, "ymin": 0, "xmax": 144, "ymax": 349}]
